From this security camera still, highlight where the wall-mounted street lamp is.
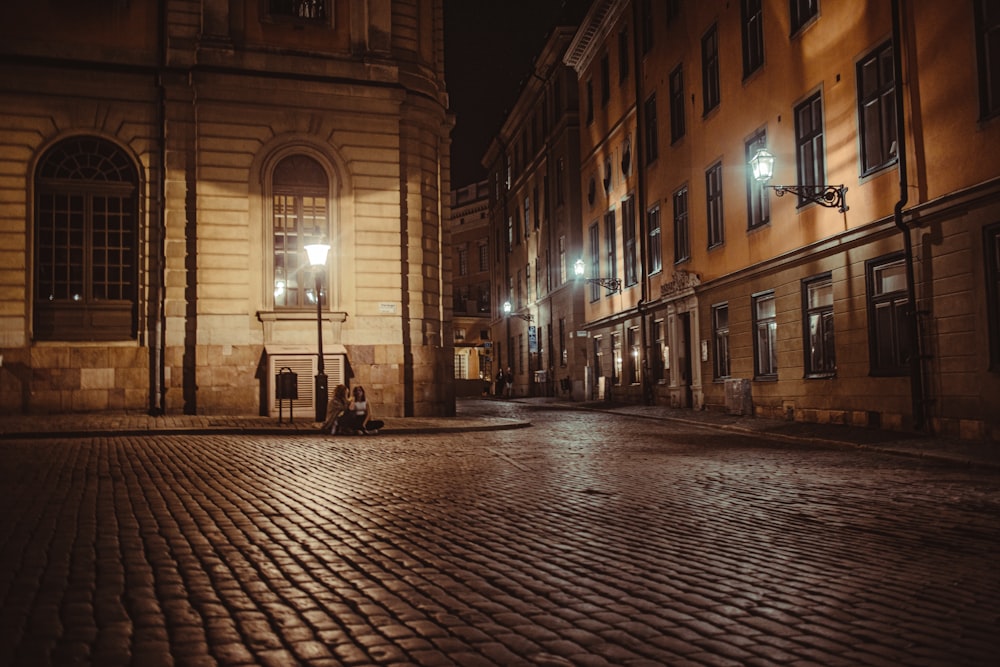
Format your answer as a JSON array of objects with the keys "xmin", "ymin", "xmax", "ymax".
[
  {"xmin": 749, "ymin": 148, "xmax": 848, "ymax": 213},
  {"xmin": 304, "ymin": 240, "xmax": 331, "ymax": 422},
  {"xmin": 502, "ymin": 300, "xmax": 532, "ymax": 321},
  {"xmin": 574, "ymin": 258, "xmax": 622, "ymax": 294}
]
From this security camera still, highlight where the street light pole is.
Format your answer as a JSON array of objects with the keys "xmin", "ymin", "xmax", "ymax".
[{"xmin": 305, "ymin": 241, "xmax": 331, "ymax": 422}]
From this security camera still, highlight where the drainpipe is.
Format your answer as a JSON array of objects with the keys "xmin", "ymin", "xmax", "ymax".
[
  {"xmin": 891, "ymin": 0, "xmax": 924, "ymax": 430},
  {"xmin": 150, "ymin": 0, "xmax": 168, "ymax": 415}
]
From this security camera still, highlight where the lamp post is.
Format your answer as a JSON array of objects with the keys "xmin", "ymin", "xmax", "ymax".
[
  {"xmin": 573, "ymin": 258, "xmax": 622, "ymax": 293},
  {"xmin": 749, "ymin": 148, "xmax": 848, "ymax": 213},
  {"xmin": 502, "ymin": 300, "xmax": 532, "ymax": 321},
  {"xmin": 304, "ymin": 241, "xmax": 331, "ymax": 422}
]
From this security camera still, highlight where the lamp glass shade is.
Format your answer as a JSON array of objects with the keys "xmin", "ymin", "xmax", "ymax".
[
  {"xmin": 502, "ymin": 301, "xmax": 512, "ymax": 315},
  {"xmin": 574, "ymin": 258, "xmax": 585, "ymax": 277},
  {"xmin": 750, "ymin": 148, "xmax": 775, "ymax": 183},
  {"xmin": 304, "ymin": 243, "xmax": 330, "ymax": 267}
]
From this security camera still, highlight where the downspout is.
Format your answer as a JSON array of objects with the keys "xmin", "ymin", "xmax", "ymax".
[
  {"xmin": 891, "ymin": 0, "xmax": 924, "ymax": 430},
  {"xmin": 150, "ymin": 0, "xmax": 168, "ymax": 415},
  {"xmin": 632, "ymin": 0, "xmax": 651, "ymax": 405}
]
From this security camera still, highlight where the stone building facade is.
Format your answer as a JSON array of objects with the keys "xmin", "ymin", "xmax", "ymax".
[
  {"xmin": 483, "ymin": 27, "xmax": 587, "ymax": 401},
  {"xmin": 558, "ymin": 0, "xmax": 1000, "ymax": 439},
  {"xmin": 0, "ymin": 0, "xmax": 454, "ymax": 418}
]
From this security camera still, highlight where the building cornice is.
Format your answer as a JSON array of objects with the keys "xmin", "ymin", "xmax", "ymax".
[{"xmin": 563, "ymin": 0, "xmax": 627, "ymax": 73}]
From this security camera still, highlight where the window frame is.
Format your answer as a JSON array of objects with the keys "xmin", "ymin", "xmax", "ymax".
[
  {"xmin": 628, "ymin": 326, "xmax": 641, "ymax": 385},
  {"xmin": 976, "ymin": 0, "xmax": 1000, "ymax": 120},
  {"xmin": 644, "ymin": 94, "xmax": 659, "ymax": 164},
  {"xmin": 33, "ymin": 137, "xmax": 139, "ymax": 341},
  {"xmin": 702, "ymin": 24, "xmax": 721, "ymax": 115},
  {"xmin": 604, "ymin": 208, "xmax": 618, "ymax": 298},
  {"xmin": 669, "ymin": 65, "xmax": 686, "ymax": 144},
  {"xmin": 673, "ymin": 186, "xmax": 690, "ymax": 263},
  {"xmin": 741, "ymin": 0, "xmax": 765, "ymax": 78},
  {"xmin": 794, "ymin": 91, "xmax": 827, "ymax": 208},
  {"xmin": 622, "ymin": 195, "xmax": 638, "ymax": 287},
  {"xmin": 866, "ymin": 253, "xmax": 911, "ymax": 377},
  {"xmin": 712, "ymin": 303, "xmax": 730, "ymax": 380},
  {"xmin": 706, "ymin": 161, "xmax": 724, "ymax": 248},
  {"xmin": 746, "ymin": 130, "xmax": 770, "ymax": 229},
  {"xmin": 753, "ymin": 290, "xmax": 778, "ymax": 379},
  {"xmin": 790, "ymin": 0, "xmax": 819, "ymax": 35},
  {"xmin": 857, "ymin": 40, "xmax": 898, "ymax": 177},
  {"xmin": 647, "ymin": 203, "xmax": 663, "ymax": 275},
  {"xmin": 802, "ymin": 273, "xmax": 836, "ymax": 377},
  {"xmin": 588, "ymin": 222, "xmax": 601, "ymax": 303}
]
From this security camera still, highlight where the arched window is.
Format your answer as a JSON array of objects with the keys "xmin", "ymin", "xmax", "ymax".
[
  {"xmin": 34, "ymin": 137, "xmax": 138, "ymax": 341},
  {"xmin": 271, "ymin": 155, "xmax": 330, "ymax": 309}
]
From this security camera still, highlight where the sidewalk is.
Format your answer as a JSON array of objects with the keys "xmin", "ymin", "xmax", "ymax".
[
  {"xmin": 511, "ymin": 396, "xmax": 1000, "ymax": 471},
  {"xmin": 2, "ymin": 397, "xmax": 998, "ymax": 471}
]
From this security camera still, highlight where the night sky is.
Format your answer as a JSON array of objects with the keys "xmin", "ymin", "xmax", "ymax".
[{"xmin": 444, "ymin": 0, "xmax": 592, "ymax": 189}]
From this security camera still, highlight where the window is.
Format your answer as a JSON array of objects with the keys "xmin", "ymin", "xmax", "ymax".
[
  {"xmin": 753, "ymin": 291, "xmax": 778, "ymax": 378},
  {"xmin": 746, "ymin": 130, "xmax": 770, "ymax": 229},
  {"xmin": 702, "ymin": 24, "xmax": 721, "ymax": 115},
  {"xmin": 454, "ymin": 353, "xmax": 468, "ymax": 379},
  {"xmin": 612, "ymin": 332, "xmax": 623, "ymax": 385},
  {"xmin": 673, "ymin": 187, "xmax": 690, "ymax": 263},
  {"xmin": 622, "ymin": 196, "xmax": 637, "ymax": 287},
  {"xmin": 479, "ymin": 244, "xmax": 489, "ymax": 272},
  {"xmin": 559, "ymin": 235, "xmax": 567, "ymax": 284},
  {"xmin": 533, "ymin": 258, "xmax": 541, "ymax": 301},
  {"xmin": 506, "ymin": 216, "xmax": 513, "ymax": 252},
  {"xmin": 477, "ymin": 283, "xmax": 490, "ymax": 313},
  {"xmin": 641, "ymin": 0, "xmax": 654, "ymax": 53},
  {"xmin": 268, "ymin": 0, "xmax": 327, "ymax": 21},
  {"xmin": 33, "ymin": 136, "xmax": 138, "ymax": 341},
  {"xmin": 706, "ymin": 162, "xmax": 724, "ymax": 248},
  {"xmin": 559, "ymin": 318, "xmax": 568, "ymax": 366},
  {"xmin": 519, "ymin": 333, "xmax": 524, "ymax": 373},
  {"xmin": 794, "ymin": 92, "xmax": 827, "ymax": 207},
  {"xmin": 741, "ymin": 0, "xmax": 764, "ymax": 77},
  {"xmin": 667, "ymin": 0, "xmax": 681, "ymax": 24},
  {"xmin": 977, "ymin": 0, "xmax": 1000, "ymax": 119},
  {"xmin": 605, "ymin": 209, "xmax": 618, "ymax": 297},
  {"xmin": 644, "ymin": 94, "xmax": 659, "ymax": 163},
  {"xmin": 458, "ymin": 248, "xmax": 468, "ymax": 276},
  {"xmin": 713, "ymin": 303, "xmax": 730, "ymax": 379},
  {"xmin": 516, "ymin": 269, "xmax": 522, "ymax": 308},
  {"xmin": 790, "ymin": 0, "xmax": 818, "ymax": 34},
  {"xmin": 803, "ymin": 274, "xmax": 836, "ymax": 376},
  {"xmin": 619, "ymin": 25, "xmax": 630, "ymax": 82},
  {"xmin": 647, "ymin": 204, "xmax": 662, "ymax": 275},
  {"xmin": 628, "ymin": 326, "xmax": 641, "ymax": 384},
  {"xmin": 593, "ymin": 336, "xmax": 603, "ymax": 382},
  {"xmin": 556, "ymin": 158, "xmax": 566, "ymax": 205},
  {"xmin": 588, "ymin": 223, "xmax": 601, "ymax": 302},
  {"xmin": 600, "ymin": 52, "xmax": 611, "ymax": 106},
  {"xmin": 586, "ymin": 79, "xmax": 594, "ymax": 125},
  {"xmin": 857, "ymin": 41, "xmax": 898, "ymax": 175},
  {"xmin": 986, "ymin": 225, "xmax": 1000, "ymax": 369},
  {"xmin": 653, "ymin": 319, "xmax": 670, "ymax": 384},
  {"xmin": 669, "ymin": 65, "xmax": 686, "ymax": 143},
  {"xmin": 524, "ymin": 196, "xmax": 531, "ymax": 239},
  {"xmin": 272, "ymin": 155, "xmax": 330, "ymax": 309},
  {"xmin": 867, "ymin": 254, "xmax": 911, "ymax": 376}
]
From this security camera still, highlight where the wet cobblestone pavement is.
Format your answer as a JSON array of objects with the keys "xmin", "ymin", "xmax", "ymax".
[{"xmin": 1, "ymin": 400, "xmax": 998, "ymax": 665}]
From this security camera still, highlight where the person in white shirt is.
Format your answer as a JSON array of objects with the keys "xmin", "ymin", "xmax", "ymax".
[{"xmin": 346, "ymin": 385, "xmax": 384, "ymax": 434}]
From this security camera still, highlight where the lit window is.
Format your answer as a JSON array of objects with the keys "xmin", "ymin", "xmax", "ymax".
[{"xmin": 753, "ymin": 291, "xmax": 778, "ymax": 378}]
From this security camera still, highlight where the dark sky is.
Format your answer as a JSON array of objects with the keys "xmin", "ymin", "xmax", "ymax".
[{"xmin": 444, "ymin": 0, "xmax": 592, "ymax": 189}]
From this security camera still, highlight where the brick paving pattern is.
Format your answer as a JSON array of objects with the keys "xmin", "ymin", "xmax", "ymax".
[{"xmin": 1, "ymin": 402, "xmax": 998, "ymax": 665}]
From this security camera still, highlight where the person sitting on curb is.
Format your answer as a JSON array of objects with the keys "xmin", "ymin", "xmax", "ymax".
[
  {"xmin": 344, "ymin": 385, "xmax": 385, "ymax": 435},
  {"xmin": 321, "ymin": 384, "xmax": 351, "ymax": 434}
]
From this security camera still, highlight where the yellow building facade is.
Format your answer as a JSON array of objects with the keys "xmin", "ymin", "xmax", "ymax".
[
  {"xmin": 0, "ymin": 0, "xmax": 454, "ymax": 418},
  {"xmin": 565, "ymin": 0, "xmax": 1000, "ymax": 439}
]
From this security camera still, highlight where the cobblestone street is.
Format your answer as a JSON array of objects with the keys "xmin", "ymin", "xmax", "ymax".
[{"xmin": 1, "ymin": 401, "xmax": 998, "ymax": 666}]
